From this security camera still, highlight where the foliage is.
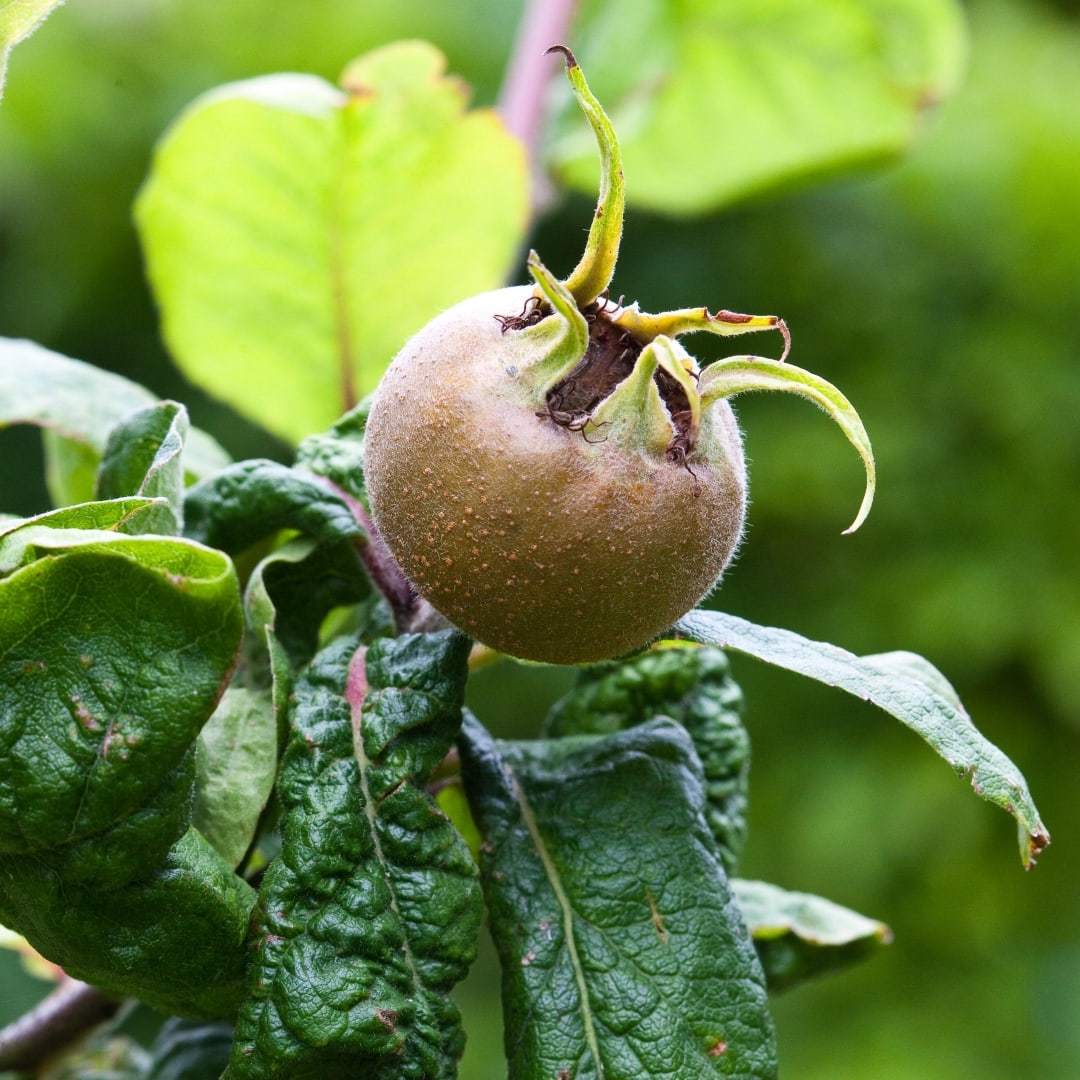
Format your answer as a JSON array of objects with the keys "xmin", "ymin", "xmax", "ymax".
[{"xmin": 0, "ymin": 4, "xmax": 1067, "ymax": 1079}]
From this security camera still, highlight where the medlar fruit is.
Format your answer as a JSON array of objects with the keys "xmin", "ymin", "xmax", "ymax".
[{"xmin": 365, "ymin": 47, "xmax": 874, "ymax": 665}]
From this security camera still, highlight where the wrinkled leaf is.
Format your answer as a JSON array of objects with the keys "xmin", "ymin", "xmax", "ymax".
[
  {"xmin": 194, "ymin": 688, "xmax": 279, "ymax": 868},
  {"xmin": 733, "ymin": 879, "xmax": 892, "ymax": 993},
  {"xmin": 183, "ymin": 458, "xmax": 362, "ymax": 555},
  {"xmin": 227, "ymin": 629, "xmax": 480, "ymax": 1078},
  {"xmin": 0, "ymin": 496, "xmax": 176, "ymax": 541},
  {"xmin": 97, "ymin": 401, "xmax": 189, "ymax": 533},
  {"xmin": 554, "ymin": 0, "xmax": 967, "ymax": 214},
  {"xmin": 294, "ymin": 399, "xmax": 371, "ymax": 506},
  {"xmin": 0, "ymin": 828, "xmax": 255, "ymax": 1019},
  {"xmin": 461, "ymin": 715, "xmax": 777, "ymax": 1079},
  {"xmin": 0, "ymin": 0, "xmax": 64, "ymax": 100},
  {"xmin": 674, "ymin": 610, "xmax": 1049, "ymax": 867},
  {"xmin": 544, "ymin": 643, "xmax": 750, "ymax": 874},
  {"xmin": 137, "ymin": 40, "xmax": 528, "ymax": 442},
  {"xmin": 0, "ymin": 338, "xmax": 230, "ymax": 503}
]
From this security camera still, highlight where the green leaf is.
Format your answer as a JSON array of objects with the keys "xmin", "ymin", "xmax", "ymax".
[
  {"xmin": 0, "ymin": 0, "xmax": 63, "ymax": 100},
  {"xmin": 97, "ymin": 401, "xmax": 189, "ymax": 534},
  {"xmin": 0, "ymin": 828, "xmax": 255, "ymax": 1019},
  {"xmin": 544, "ymin": 643, "xmax": 750, "ymax": 874},
  {"xmin": 674, "ymin": 610, "xmax": 1050, "ymax": 867},
  {"xmin": 460, "ymin": 715, "xmax": 777, "ymax": 1079},
  {"xmin": 0, "ymin": 496, "xmax": 176, "ymax": 541},
  {"xmin": 193, "ymin": 688, "xmax": 279, "ymax": 868},
  {"xmin": 553, "ymin": 0, "xmax": 967, "ymax": 215},
  {"xmin": 732, "ymin": 879, "xmax": 892, "ymax": 994},
  {"xmin": 294, "ymin": 399, "xmax": 371, "ymax": 506},
  {"xmin": 136, "ymin": 40, "xmax": 528, "ymax": 443},
  {"xmin": 183, "ymin": 459, "xmax": 362, "ymax": 555},
  {"xmin": 0, "ymin": 527, "xmax": 242, "ymax": 853},
  {"xmin": 0, "ymin": 338, "xmax": 231, "ymax": 504},
  {"xmin": 144, "ymin": 1019, "xmax": 234, "ymax": 1080},
  {"xmin": 226, "ymin": 629, "xmax": 480, "ymax": 1078}
]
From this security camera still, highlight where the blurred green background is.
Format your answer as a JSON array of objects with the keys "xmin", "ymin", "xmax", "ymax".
[{"xmin": 1, "ymin": 1, "xmax": 1078, "ymax": 1077}]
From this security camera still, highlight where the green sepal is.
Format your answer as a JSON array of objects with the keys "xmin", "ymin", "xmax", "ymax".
[
  {"xmin": 544, "ymin": 643, "xmax": 750, "ymax": 875},
  {"xmin": 550, "ymin": 47, "xmax": 625, "ymax": 309},
  {"xmin": 588, "ymin": 336, "xmax": 675, "ymax": 454},
  {"xmin": 519, "ymin": 250, "xmax": 589, "ymax": 395},
  {"xmin": 226, "ymin": 629, "xmax": 480, "ymax": 1078},
  {"xmin": 461, "ymin": 715, "xmax": 777, "ymax": 1079}
]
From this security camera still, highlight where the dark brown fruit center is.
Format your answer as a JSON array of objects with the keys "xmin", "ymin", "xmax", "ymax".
[{"xmin": 494, "ymin": 299, "xmax": 695, "ymax": 454}]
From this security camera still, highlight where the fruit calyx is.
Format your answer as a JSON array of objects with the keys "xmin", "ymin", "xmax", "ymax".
[{"xmin": 496, "ymin": 45, "xmax": 876, "ymax": 532}]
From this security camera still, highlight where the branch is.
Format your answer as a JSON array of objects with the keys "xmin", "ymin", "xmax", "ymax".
[
  {"xmin": 498, "ymin": 0, "xmax": 580, "ymax": 215},
  {"xmin": 0, "ymin": 979, "xmax": 119, "ymax": 1072}
]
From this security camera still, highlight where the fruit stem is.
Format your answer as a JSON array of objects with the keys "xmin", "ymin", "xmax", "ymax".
[
  {"xmin": 549, "ymin": 45, "xmax": 626, "ymax": 308},
  {"xmin": 321, "ymin": 478, "xmax": 420, "ymax": 631}
]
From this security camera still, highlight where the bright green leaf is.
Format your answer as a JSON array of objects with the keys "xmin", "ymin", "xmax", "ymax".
[
  {"xmin": 194, "ymin": 688, "xmax": 279, "ymax": 868},
  {"xmin": 554, "ymin": 0, "xmax": 967, "ymax": 214},
  {"xmin": 136, "ymin": 40, "xmax": 528, "ymax": 443},
  {"xmin": 0, "ymin": 338, "xmax": 231, "ymax": 503},
  {"xmin": 673, "ymin": 610, "xmax": 1050, "ymax": 867},
  {"xmin": 733, "ymin": 879, "xmax": 892, "ymax": 993},
  {"xmin": 0, "ymin": 0, "xmax": 63, "ymax": 100},
  {"xmin": 461, "ymin": 715, "xmax": 777, "ymax": 1079},
  {"xmin": 226, "ymin": 630, "xmax": 480, "ymax": 1077},
  {"xmin": 97, "ymin": 401, "xmax": 189, "ymax": 534}
]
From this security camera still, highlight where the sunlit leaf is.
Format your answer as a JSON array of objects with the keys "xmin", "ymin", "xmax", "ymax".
[
  {"xmin": 554, "ymin": 0, "xmax": 967, "ymax": 214},
  {"xmin": 0, "ymin": 0, "xmax": 64, "ymax": 100},
  {"xmin": 137, "ymin": 40, "xmax": 528, "ymax": 443}
]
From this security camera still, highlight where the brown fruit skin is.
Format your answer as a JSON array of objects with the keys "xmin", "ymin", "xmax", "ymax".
[{"xmin": 365, "ymin": 285, "xmax": 747, "ymax": 665}]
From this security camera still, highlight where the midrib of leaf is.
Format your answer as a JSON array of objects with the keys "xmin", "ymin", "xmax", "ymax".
[
  {"xmin": 330, "ymin": 107, "xmax": 358, "ymax": 414},
  {"xmin": 511, "ymin": 769, "xmax": 605, "ymax": 1079},
  {"xmin": 347, "ymin": 646, "xmax": 424, "ymax": 996}
]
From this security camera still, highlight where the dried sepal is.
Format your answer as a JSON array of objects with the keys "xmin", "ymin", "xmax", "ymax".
[{"xmin": 700, "ymin": 356, "xmax": 875, "ymax": 533}]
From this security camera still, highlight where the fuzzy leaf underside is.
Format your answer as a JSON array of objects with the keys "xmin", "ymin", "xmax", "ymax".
[
  {"xmin": 733, "ymin": 879, "xmax": 891, "ymax": 993},
  {"xmin": 136, "ymin": 41, "xmax": 528, "ymax": 442},
  {"xmin": 674, "ymin": 610, "xmax": 1049, "ymax": 867},
  {"xmin": 226, "ymin": 629, "xmax": 480, "ymax": 1078},
  {"xmin": 544, "ymin": 645, "xmax": 750, "ymax": 874},
  {"xmin": 194, "ymin": 688, "xmax": 279, "ymax": 868},
  {"xmin": 0, "ymin": 338, "xmax": 230, "ymax": 504},
  {"xmin": 555, "ymin": 0, "xmax": 967, "ymax": 214},
  {"xmin": 460, "ymin": 715, "xmax": 777, "ymax": 1079}
]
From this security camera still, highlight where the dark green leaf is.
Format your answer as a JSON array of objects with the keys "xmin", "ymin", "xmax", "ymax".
[
  {"xmin": 183, "ymin": 459, "xmax": 362, "ymax": 555},
  {"xmin": 97, "ymin": 401, "xmax": 189, "ymax": 533},
  {"xmin": 0, "ymin": 828, "xmax": 255, "ymax": 1019},
  {"xmin": 674, "ymin": 610, "xmax": 1050, "ymax": 867},
  {"xmin": 226, "ymin": 629, "xmax": 479, "ymax": 1078},
  {"xmin": 194, "ymin": 688, "xmax": 279, "ymax": 868},
  {"xmin": 554, "ymin": 0, "xmax": 967, "ymax": 215},
  {"xmin": 460, "ymin": 715, "xmax": 777, "ymax": 1079},
  {"xmin": 294, "ymin": 399, "xmax": 371, "ymax": 506},
  {"xmin": 144, "ymin": 1019, "xmax": 234, "ymax": 1080},
  {"xmin": 0, "ymin": 338, "xmax": 230, "ymax": 504},
  {"xmin": 544, "ymin": 643, "xmax": 750, "ymax": 874},
  {"xmin": 733, "ymin": 879, "xmax": 892, "ymax": 994}
]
